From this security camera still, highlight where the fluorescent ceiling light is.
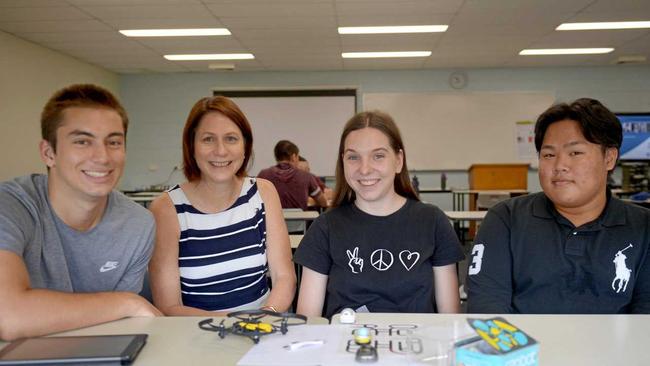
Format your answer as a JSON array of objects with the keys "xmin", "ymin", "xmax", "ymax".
[
  {"xmin": 556, "ymin": 21, "xmax": 650, "ymax": 31},
  {"xmin": 519, "ymin": 48, "xmax": 614, "ymax": 55},
  {"xmin": 120, "ymin": 28, "xmax": 231, "ymax": 37},
  {"xmin": 164, "ymin": 53, "xmax": 254, "ymax": 61},
  {"xmin": 338, "ymin": 25, "xmax": 448, "ymax": 34},
  {"xmin": 342, "ymin": 51, "xmax": 432, "ymax": 58}
]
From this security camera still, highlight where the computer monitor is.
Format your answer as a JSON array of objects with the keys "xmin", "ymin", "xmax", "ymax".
[{"xmin": 617, "ymin": 113, "xmax": 650, "ymax": 161}]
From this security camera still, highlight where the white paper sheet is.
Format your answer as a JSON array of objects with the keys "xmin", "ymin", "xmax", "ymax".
[{"xmin": 237, "ymin": 323, "xmax": 474, "ymax": 366}]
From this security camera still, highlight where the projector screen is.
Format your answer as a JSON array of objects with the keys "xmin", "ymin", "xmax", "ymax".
[
  {"xmin": 214, "ymin": 90, "xmax": 357, "ymax": 177},
  {"xmin": 617, "ymin": 113, "xmax": 650, "ymax": 161}
]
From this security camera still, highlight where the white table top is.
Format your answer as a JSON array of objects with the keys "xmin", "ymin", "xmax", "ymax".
[
  {"xmin": 330, "ymin": 312, "xmax": 650, "ymax": 366},
  {"xmin": 444, "ymin": 210, "xmax": 487, "ymax": 221},
  {"xmin": 0, "ymin": 316, "xmax": 328, "ymax": 366},
  {"xmin": 289, "ymin": 234, "xmax": 303, "ymax": 249},
  {"xmin": 4, "ymin": 313, "xmax": 647, "ymax": 365},
  {"xmin": 283, "ymin": 210, "xmax": 320, "ymax": 220}
]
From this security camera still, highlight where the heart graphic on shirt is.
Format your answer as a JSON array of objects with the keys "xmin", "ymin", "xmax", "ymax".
[{"xmin": 399, "ymin": 250, "xmax": 420, "ymax": 271}]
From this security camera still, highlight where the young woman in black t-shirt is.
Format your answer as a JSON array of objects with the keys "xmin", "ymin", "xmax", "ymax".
[{"xmin": 294, "ymin": 111, "xmax": 464, "ymax": 318}]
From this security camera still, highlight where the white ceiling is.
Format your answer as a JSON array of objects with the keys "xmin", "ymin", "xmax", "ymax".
[{"xmin": 1, "ymin": 0, "xmax": 649, "ymax": 73}]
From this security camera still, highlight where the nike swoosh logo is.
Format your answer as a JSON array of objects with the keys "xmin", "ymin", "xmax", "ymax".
[{"xmin": 99, "ymin": 261, "xmax": 119, "ymax": 272}]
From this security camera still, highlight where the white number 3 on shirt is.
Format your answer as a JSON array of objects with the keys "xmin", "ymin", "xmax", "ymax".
[{"xmin": 468, "ymin": 244, "xmax": 485, "ymax": 275}]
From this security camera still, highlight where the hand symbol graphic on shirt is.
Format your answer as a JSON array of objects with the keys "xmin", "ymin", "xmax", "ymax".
[{"xmin": 346, "ymin": 247, "xmax": 364, "ymax": 274}]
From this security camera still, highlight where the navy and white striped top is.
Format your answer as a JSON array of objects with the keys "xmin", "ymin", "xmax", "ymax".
[{"xmin": 168, "ymin": 178, "xmax": 269, "ymax": 311}]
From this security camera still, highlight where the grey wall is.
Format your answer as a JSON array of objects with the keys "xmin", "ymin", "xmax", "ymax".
[
  {"xmin": 119, "ymin": 66, "xmax": 650, "ymax": 209},
  {"xmin": 0, "ymin": 30, "xmax": 118, "ymax": 181}
]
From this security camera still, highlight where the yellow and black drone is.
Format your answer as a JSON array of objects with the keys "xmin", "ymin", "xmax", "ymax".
[{"xmin": 198, "ymin": 309, "xmax": 307, "ymax": 344}]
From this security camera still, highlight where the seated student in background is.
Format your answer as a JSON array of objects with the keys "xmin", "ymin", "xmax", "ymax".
[
  {"xmin": 149, "ymin": 96, "xmax": 295, "ymax": 316},
  {"xmin": 0, "ymin": 84, "xmax": 160, "ymax": 341},
  {"xmin": 294, "ymin": 111, "xmax": 464, "ymax": 318},
  {"xmin": 257, "ymin": 140, "xmax": 328, "ymax": 210},
  {"xmin": 297, "ymin": 155, "xmax": 334, "ymax": 204},
  {"xmin": 467, "ymin": 98, "xmax": 650, "ymax": 314}
]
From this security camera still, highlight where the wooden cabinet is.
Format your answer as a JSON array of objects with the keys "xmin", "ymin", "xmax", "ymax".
[
  {"xmin": 468, "ymin": 163, "xmax": 528, "ymax": 190},
  {"xmin": 465, "ymin": 164, "xmax": 529, "ymax": 238}
]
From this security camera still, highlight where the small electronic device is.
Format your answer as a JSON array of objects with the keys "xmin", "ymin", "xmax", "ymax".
[
  {"xmin": 0, "ymin": 334, "xmax": 147, "ymax": 365},
  {"xmin": 339, "ymin": 308, "xmax": 356, "ymax": 324},
  {"xmin": 355, "ymin": 344, "xmax": 378, "ymax": 363},
  {"xmin": 353, "ymin": 327, "xmax": 372, "ymax": 345}
]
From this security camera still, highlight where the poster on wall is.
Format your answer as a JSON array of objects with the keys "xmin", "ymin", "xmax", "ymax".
[{"xmin": 515, "ymin": 121, "xmax": 536, "ymax": 162}]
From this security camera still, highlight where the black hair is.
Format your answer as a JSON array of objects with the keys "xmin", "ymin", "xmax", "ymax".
[{"xmin": 535, "ymin": 98, "xmax": 622, "ymax": 155}]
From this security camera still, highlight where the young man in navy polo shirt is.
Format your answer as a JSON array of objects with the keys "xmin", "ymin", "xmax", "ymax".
[{"xmin": 467, "ymin": 98, "xmax": 650, "ymax": 314}]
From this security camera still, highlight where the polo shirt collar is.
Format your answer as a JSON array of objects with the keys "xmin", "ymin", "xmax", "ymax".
[{"xmin": 532, "ymin": 189, "xmax": 626, "ymax": 228}]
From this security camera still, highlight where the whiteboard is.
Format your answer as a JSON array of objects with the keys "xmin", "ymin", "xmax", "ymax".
[
  {"xmin": 363, "ymin": 92, "xmax": 556, "ymax": 170},
  {"xmin": 221, "ymin": 93, "xmax": 356, "ymax": 176}
]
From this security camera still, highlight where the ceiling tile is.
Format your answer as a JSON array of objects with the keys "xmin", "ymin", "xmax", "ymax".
[
  {"xmin": 0, "ymin": 6, "xmax": 91, "ymax": 22},
  {"xmin": 79, "ymin": 4, "xmax": 214, "ymax": 19},
  {"xmin": 221, "ymin": 15, "xmax": 336, "ymax": 29},
  {"xmin": 0, "ymin": 0, "xmax": 68, "ymax": 7},
  {"xmin": 0, "ymin": 0, "xmax": 647, "ymax": 73},
  {"xmin": 337, "ymin": 13, "xmax": 455, "ymax": 27},
  {"xmin": 582, "ymin": 0, "xmax": 650, "ymax": 13},
  {"xmin": 343, "ymin": 57, "xmax": 427, "ymax": 70},
  {"xmin": 68, "ymin": 0, "xmax": 201, "ymax": 5},
  {"xmin": 460, "ymin": 0, "xmax": 593, "ymax": 14},
  {"xmin": 340, "ymin": 33, "xmax": 443, "ymax": 48},
  {"xmin": 17, "ymin": 31, "xmax": 124, "ymax": 43},
  {"xmin": 204, "ymin": 2, "xmax": 335, "ymax": 17},
  {"xmin": 0, "ymin": 19, "xmax": 112, "ymax": 33},
  {"xmin": 566, "ymin": 11, "xmax": 650, "ymax": 22},
  {"xmin": 532, "ymin": 29, "xmax": 650, "ymax": 47}
]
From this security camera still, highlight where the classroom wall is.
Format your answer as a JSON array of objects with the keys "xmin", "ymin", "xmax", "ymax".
[
  {"xmin": 120, "ymin": 65, "xmax": 650, "ymax": 210},
  {"xmin": 0, "ymin": 30, "xmax": 118, "ymax": 182}
]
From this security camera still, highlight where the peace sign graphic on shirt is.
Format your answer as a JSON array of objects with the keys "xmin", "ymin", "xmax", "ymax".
[{"xmin": 370, "ymin": 249, "xmax": 394, "ymax": 271}]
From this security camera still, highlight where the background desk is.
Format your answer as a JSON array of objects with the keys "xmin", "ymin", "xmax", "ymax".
[
  {"xmin": 418, "ymin": 187, "xmax": 452, "ymax": 194},
  {"xmin": 331, "ymin": 312, "xmax": 649, "ymax": 366},
  {"xmin": 0, "ymin": 316, "xmax": 328, "ymax": 366},
  {"xmin": 452, "ymin": 189, "xmax": 528, "ymax": 211},
  {"xmin": 283, "ymin": 210, "xmax": 320, "ymax": 234},
  {"xmin": 282, "ymin": 210, "xmax": 319, "ymax": 221},
  {"xmin": 444, "ymin": 210, "xmax": 487, "ymax": 245},
  {"xmin": 444, "ymin": 210, "xmax": 487, "ymax": 222},
  {"xmin": 289, "ymin": 234, "xmax": 303, "ymax": 249},
  {"xmin": 124, "ymin": 191, "xmax": 162, "ymax": 208}
]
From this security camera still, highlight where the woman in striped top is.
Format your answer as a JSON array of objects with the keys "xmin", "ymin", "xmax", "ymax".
[{"xmin": 149, "ymin": 96, "xmax": 296, "ymax": 315}]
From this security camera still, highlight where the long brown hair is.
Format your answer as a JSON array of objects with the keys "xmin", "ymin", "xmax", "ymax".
[
  {"xmin": 182, "ymin": 96, "xmax": 254, "ymax": 181},
  {"xmin": 332, "ymin": 111, "xmax": 419, "ymax": 207}
]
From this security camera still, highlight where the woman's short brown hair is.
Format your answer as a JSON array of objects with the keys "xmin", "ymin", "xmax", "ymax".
[
  {"xmin": 182, "ymin": 96, "xmax": 254, "ymax": 181},
  {"xmin": 332, "ymin": 110, "xmax": 419, "ymax": 207}
]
